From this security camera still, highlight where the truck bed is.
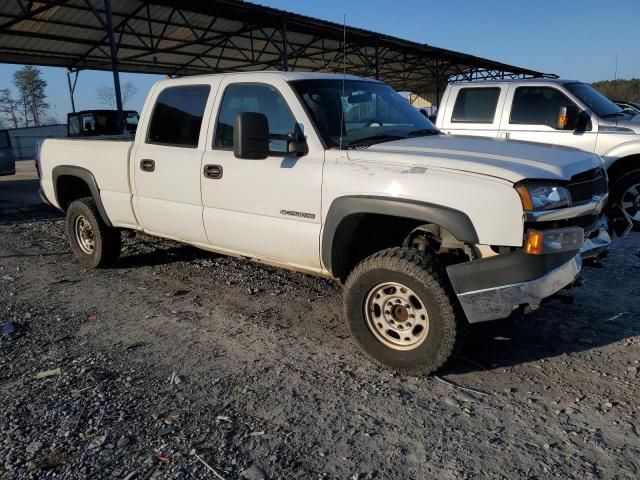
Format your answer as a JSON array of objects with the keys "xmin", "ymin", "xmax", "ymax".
[{"xmin": 39, "ymin": 138, "xmax": 139, "ymax": 229}]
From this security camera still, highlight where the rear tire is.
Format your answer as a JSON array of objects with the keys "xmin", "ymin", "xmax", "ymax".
[
  {"xmin": 343, "ymin": 247, "xmax": 467, "ymax": 374},
  {"xmin": 611, "ymin": 168, "xmax": 640, "ymax": 231},
  {"xmin": 65, "ymin": 197, "xmax": 121, "ymax": 268}
]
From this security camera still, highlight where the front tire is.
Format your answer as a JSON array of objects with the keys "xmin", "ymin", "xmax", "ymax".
[
  {"xmin": 611, "ymin": 168, "xmax": 640, "ymax": 231},
  {"xmin": 65, "ymin": 197, "xmax": 121, "ymax": 268},
  {"xmin": 343, "ymin": 247, "xmax": 466, "ymax": 374}
]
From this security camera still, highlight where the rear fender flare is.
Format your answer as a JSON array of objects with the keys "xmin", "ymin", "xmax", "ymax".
[{"xmin": 52, "ymin": 165, "xmax": 112, "ymax": 227}]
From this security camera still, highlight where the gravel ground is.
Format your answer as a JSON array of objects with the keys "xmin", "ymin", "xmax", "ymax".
[{"xmin": 1, "ymin": 205, "xmax": 639, "ymax": 479}]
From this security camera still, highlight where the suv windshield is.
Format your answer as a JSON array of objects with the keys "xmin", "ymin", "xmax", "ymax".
[
  {"xmin": 565, "ymin": 83, "xmax": 624, "ymax": 117},
  {"xmin": 290, "ymin": 79, "xmax": 438, "ymax": 149},
  {"xmin": 0, "ymin": 131, "xmax": 9, "ymax": 149}
]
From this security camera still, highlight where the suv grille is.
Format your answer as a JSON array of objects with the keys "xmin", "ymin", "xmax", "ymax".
[{"xmin": 568, "ymin": 168, "xmax": 607, "ymax": 203}]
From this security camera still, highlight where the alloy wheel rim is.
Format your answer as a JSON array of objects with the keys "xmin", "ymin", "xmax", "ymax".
[
  {"xmin": 621, "ymin": 183, "xmax": 640, "ymax": 222},
  {"xmin": 74, "ymin": 215, "xmax": 96, "ymax": 254},
  {"xmin": 364, "ymin": 282, "xmax": 430, "ymax": 351}
]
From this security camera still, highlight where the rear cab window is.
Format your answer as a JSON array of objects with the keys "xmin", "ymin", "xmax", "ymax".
[
  {"xmin": 451, "ymin": 88, "xmax": 501, "ymax": 123},
  {"xmin": 147, "ymin": 85, "xmax": 211, "ymax": 148},
  {"xmin": 440, "ymin": 86, "xmax": 505, "ymax": 132}
]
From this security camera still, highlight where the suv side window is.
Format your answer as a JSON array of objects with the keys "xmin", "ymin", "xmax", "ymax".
[
  {"xmin": 214, "ymin": 83, "xmax": 296, "ymax": 154},
  {"xmin": 451, "ymin": 88, "xmax": 501, "ymax": 123},
  {"xmin": 510, "ymin": 87, "xmax": 575, "ymax": 128},
  {"xmin": 147, "ymin": 85, "xmax": 211, "ymax": 147}
]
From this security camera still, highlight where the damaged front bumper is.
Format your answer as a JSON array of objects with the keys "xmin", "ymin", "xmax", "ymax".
[
  {"xmin": 448, "ymin": 214, "xmax": 619, "ymax": 324},
  {"xmin": 447, "ymin": 251, "xmax": 582, "ymax": 324}
]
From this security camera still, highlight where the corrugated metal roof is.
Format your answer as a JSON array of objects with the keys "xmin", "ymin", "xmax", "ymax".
[{"xmin": 0, "ymin": 0, "xmax": 552, "ymax": 94}]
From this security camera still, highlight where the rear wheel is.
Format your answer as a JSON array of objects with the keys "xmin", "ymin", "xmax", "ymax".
[
  {"xmin": 65, "ymin": 197, "xmax": 121, "ymax": 268},
  {"xmin": 343, "ymin": 247, "xmax": 467, "ymax": 374},
  {"xmin": 611, "ymin": 169, "xmax": 640, "ymax": 231}
]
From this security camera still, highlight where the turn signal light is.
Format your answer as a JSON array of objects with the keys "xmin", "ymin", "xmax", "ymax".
[
  {"xmin": 525, "ymin": 230, "xmax": 543, "ymax": 255},
  {"xmin": 524, "ymin": 227, "xmax": 584, "ymax": 255}
]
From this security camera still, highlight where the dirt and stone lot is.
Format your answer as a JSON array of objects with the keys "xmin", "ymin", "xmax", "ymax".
[{"xmin": 1, "ymin": 164, "xmax": 639, "ymax": 479}]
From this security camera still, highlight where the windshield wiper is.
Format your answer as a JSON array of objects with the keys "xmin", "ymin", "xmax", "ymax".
[
  {"xmin": 346, "ymin": 134, "xmax": 407, "ymax": 148},
  {"xmin": 407, "ymin": 129, "xmax": 441, "ymax": 137}
]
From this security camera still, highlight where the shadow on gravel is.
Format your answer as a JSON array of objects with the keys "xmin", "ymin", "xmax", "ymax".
[
  {"xmin": 444, "ymin": 308, "xmax": 640, "ymax": 374},
  {"xmin": 117, "ymin": 243, "xmax": 219, "ymax": 268}
]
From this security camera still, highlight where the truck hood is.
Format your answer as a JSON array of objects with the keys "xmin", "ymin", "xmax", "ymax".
[
  {"xmin": 599, "ymin": 114, "xmax": 640, "ymax": 134},
  {"xmin": 347, "ymin": 135, "xmax": 603, "ymax": 183}
]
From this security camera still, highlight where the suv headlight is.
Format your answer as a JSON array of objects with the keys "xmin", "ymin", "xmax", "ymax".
[{"xmin": 515, "ymin": 183, "xmax": 572, "ymax": 211}]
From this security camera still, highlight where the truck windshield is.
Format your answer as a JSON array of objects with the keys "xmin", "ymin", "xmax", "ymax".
[
  {"xmin": 0, "ymin": 131, "xmax": 10, "ymax": 149},
  {"xmin": 565, "ymin": 83, "xmax": 624, "ymax": 118},
  {"xmin": 290, "ymin": 79, "xmax": 438, "ymax": 149}
]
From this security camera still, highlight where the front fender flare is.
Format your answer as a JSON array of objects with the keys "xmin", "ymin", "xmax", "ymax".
[
  {"xmin": 321, "ymin": 195, "xmax": 479, "ymax": 275},
  {"xmin": 602, "ymin": 140, "xmax": 640, "ymax": 169}
]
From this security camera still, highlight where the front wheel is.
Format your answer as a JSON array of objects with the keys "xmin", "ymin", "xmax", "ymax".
[
  {"xmin": 65, "ymin": 197, "xmax": 121, "ymax": 268},
  {"xmin": 343, "ymin": 247, "xmax": 466, "ymax": 374},
  {"xmin": 611, "ymin": 168, "xmax": 640, "ymax": 231}
]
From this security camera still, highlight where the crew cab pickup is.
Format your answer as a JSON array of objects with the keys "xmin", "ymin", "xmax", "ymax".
[
  {"xmin": 435, "ymin": 78, "xmax": 640, "ymax": 230},
  {"xmin": 38, "ymin": 72, "xmax": 613, "ymax": 373}
]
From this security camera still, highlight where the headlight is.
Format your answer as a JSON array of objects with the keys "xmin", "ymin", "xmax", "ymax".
[{"xmin": 515, "ymin": 183, "xmax": 571, "ymax": 211}]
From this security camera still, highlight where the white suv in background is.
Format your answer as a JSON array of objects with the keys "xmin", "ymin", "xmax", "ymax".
[{"xmin": 435, "ymin": 79, "xmax": 640, "ymax": 229}]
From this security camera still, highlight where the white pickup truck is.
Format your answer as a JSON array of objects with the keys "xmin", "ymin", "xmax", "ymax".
[
  {"xmin": 435, "ymin": 78, "xmax": 640, "ymax": 230},
  {"xmin": 38, "ymin": 72, "xmax": 615, "ymax": 373}
]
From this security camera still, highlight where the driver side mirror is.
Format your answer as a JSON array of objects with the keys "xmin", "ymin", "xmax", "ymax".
[
  {"xmin": 234, "ymin": 112, "xmax": 269, "ymax": 160},
  {"xmin": 287, "ymin": 124, "xmax": 309, "ymax": 156},
  {"xmin": 556, "ymin": 105, "xmax": 582, "ymax": 130}
]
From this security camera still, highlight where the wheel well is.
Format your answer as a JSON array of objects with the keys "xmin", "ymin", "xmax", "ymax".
[
  {"xmin": 330, "ymin": 213, "xmax": 432, "ymax": 282},
  {"xmin": 607, "ymin": 154, "xmax": 640, "ymax": 187},
  {"xmin": 55, "ymin": 175, "xmax": 92, "ymax": 211}
]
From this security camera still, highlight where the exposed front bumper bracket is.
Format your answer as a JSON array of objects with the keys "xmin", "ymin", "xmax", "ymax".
[{"xmin": 451, "ymin": 254, "xmax": 582, "ymax": 324}]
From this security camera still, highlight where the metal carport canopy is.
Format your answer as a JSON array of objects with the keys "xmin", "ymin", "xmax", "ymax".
[{"xmin": 0, "ymin": 0, "xmax": 551, "ymax": 97}]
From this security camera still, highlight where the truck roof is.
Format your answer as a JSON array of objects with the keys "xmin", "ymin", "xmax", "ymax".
[
  {"xmin": 450, "ymin": 78, "xmax": 581, "ymax": 86},
  {"xmin": 156, "ymin": 71, "xmax": 376, "ymax": 86}
]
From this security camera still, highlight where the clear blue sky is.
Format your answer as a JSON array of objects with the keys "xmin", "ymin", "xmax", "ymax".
[{"xmin": 0, "ymin": 0, "xmax": 638, "ymax": 122}]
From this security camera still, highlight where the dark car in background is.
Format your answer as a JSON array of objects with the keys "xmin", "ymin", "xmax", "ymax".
[
  {"xmin": 614, "ymin": 101, "xmax": 640, "ymax": 116},
  {"xmin": 67, "ymin": 110, "xmax": 139, "ymax": 137},
  {"xmin": 0, "ymin": 129, "xmax": 16, "ymax": 176}
]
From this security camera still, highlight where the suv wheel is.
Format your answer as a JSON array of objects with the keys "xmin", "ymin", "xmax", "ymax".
[
  {"xmin": 612, "ymin": 168, "xmax": 640, "ymax": 231},
  {"xmin": 65, "ymin": 197, "xmax": 121, "ymax": 268},
  {"xmin": 344, "ymin": 247, "xmax": 466, "ymax": 374}
]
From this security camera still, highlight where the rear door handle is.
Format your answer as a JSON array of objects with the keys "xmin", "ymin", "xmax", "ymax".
[
  {"xmin": 203, "ymin": 164, "xmax": 223, "ymax": 179},
  {"xmin": 140, "ymin": 159, "xmax": 155, "ymax": 172}
]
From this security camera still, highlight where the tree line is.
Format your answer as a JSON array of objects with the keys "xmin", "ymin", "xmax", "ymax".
[
  {"xmin": 592, "ymin": 78, "xmax": 640, "ymax": 102},
  {"xmin": 0, "ymin": 66, "xmax": 52, "ymax": 129}
]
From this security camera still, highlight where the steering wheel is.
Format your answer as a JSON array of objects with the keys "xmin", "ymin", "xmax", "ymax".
[{"xmin": 362, "ymin": 118, "xmax": 384, "ymax": 127}]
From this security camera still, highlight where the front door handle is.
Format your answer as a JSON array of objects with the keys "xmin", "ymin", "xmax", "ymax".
[
  {"xmin": 140, "ymin": 159, "xmax": 155, "ymax": 172},
  {"xmin": 203, "ymin": 164, "xmax": 223, "ymax": 179}
]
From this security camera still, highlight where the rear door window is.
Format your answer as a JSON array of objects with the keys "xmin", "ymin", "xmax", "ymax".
[
  {"xmin": 147, "ymin": 85, "xmax": 211, "ymax": 147},
  {"xmin": 451, "ymin": 88, "xmax": 501, "ymax": 123},
  {"xmin": 510, "ymin": 87, "xmax": 576, "ymax": 128}
]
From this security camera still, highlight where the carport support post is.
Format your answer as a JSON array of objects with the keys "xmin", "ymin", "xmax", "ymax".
[
  {"xmin": 281, "ymin": 18, "xmax": 289, "ymax": 71},
  {"xmin": 104, "ymin": 0, "xmax": 124, "ymax": 128},
  {"xmin": 66, "ymin": 69, "xmax": 76, "ymax": 113}
]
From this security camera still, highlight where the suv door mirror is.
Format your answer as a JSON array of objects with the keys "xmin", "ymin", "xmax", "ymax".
[
  {"xmin": 287, "ymin": 124, "xmax": 309, "ymax": 156},
  {"xmin": 576, "ymin": 110, "xmax": 592, "ymax": 131},
  {"xmin": 234, "ymin": 112, "xmax": 269, "ymax": 159}
]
